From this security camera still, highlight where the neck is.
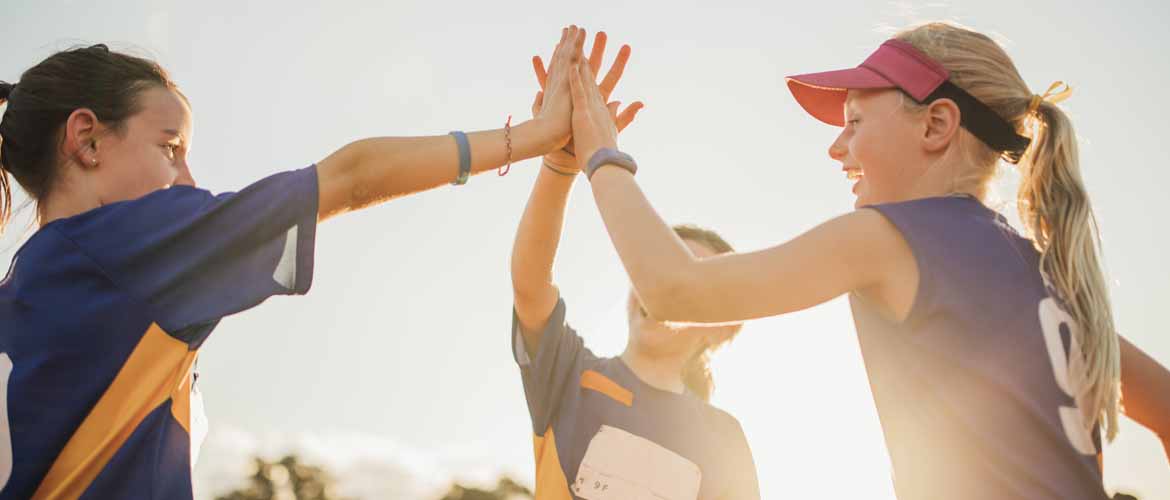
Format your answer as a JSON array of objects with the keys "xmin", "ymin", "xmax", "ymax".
[
  {"xmin": 620, "ymin": 345, "xmax": 689, "ymax": 395},
  {"xmin": 38, "ymin": 173, "xmax": 100, "ymax": 226},
  {"xmin": 904, "ymin": 152, "xmax": 989, "ymax": 202}
]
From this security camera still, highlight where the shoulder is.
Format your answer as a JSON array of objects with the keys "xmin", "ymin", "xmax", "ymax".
[
  {"xmin": 836, "ymin": 206, "xmax": 904, "ymax": 240},
  {"xmin": 816, "ymin": 207, "xmax": 915, "ymax": 276},
  {"xmin": 852, "ymin": 196, "xmax": 1014, "ymax": 269},
  {"xmin": 860, "ymin": 196, "xmax": 1004, "ymax": 235},
  {"xmin": 696, "ymin": 400, "xmax": 749, "ymax": 438},
  {"xmin": 861, "ymin": 196, "xmax": 1029, "ymax": 264},
  {"xmin": 56, "ymin": 186, "xmax": 214, "ymax": 237},
  {"xmin": 863, "ymin": 195, "xmax": 981, "ymax": 212}
]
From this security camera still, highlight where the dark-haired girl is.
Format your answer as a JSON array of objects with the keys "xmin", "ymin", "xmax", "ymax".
[{"xmin": 0, "ymin": 27, "xmax": 585, "ymax": 499}]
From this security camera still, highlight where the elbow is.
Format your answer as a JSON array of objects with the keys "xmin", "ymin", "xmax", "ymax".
[
  {"xmin": 317, "ymin": 140, "xmax": 373, "ymax": 218},
  {"xmin": 323, "ymin": 139, "xmax": 367, "ymax": 182},
  {"xmin": 510, "ymin": 260, "xmax": 551, "ymax": 304},
  {"xmin": 511, "ymin": 272, "xmax": 541, "ymax": 302},
  {"xmin": 509, "ymin": 251, "xmax": 534, "ymax": 296}
]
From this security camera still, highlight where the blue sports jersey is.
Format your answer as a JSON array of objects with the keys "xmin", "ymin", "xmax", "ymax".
[
  {"xmin": 0, "ymin": 166, "xmax": 318, "ymax": 499},
  {"xmin": 852, "ymin": 196, "xmax": 1107, "ymax": 499},
  {"xmin": 513, "ymin": 298, "xmax": 760, "ymax": 500}
]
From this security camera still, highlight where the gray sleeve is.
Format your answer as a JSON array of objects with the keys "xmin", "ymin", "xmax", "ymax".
[{"xmin": 511, "ymin": 297, "xmax": 587, "ymax": 435}]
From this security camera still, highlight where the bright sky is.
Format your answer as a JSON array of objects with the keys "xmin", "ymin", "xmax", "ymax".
[{"xmin": 3, "ymin": 0, "xmax": 1168, "ymax": 498}]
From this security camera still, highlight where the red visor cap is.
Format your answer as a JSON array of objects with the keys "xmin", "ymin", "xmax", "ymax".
[{"xmin": 786, "ymin": 39, "xmax": 951, "ymax": 126}]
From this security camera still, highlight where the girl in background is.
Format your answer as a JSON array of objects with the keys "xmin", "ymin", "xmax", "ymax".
[{"xmin": 512, "ymin": 32, "xmax": 759, "ymax": 500}]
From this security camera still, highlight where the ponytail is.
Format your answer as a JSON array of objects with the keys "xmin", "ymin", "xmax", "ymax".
[
  {"xmin": 682, "ymin": 349, "xmax": 714, "ymax": 402},
  {"xmin": 671, "ymin": 224, "xmax": 738, "ymax": 403},
  {"xmin": 895, "ymin": 21, "xmax": 1122, "ymax": 441},
  {"xmin": 0, "ymin": 81, "xmax": 12, "ymax": 234},
  {"xmin": 1018, "ymin": 100, "xmax": 1121, "ymax": 440},
  {"xmin": 0, "ymin": 147, "xmax": 11, "ymax": 236}
]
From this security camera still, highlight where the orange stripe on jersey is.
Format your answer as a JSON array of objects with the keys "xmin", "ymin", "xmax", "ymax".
[
  {"xmin": 580, "ymin": 370, "xmax": 633, "ymax": 407},
  {"xmin": 32, "ymin": 324, "xmax": 196, "ymax": 500},
  {"xmin": 532, "ymin": 428, "xmax": 573, "ymax": 500}
]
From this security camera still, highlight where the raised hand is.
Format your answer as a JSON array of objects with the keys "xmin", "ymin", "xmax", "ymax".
[
  {"xmin": 532, "ymin": 30, "xmax": 643, "ymax": 171},
  {"xmin": 567, "ymin": 55, "xmax": 621, "ymax": 170},
  {"xmin": 533, "ymin": 26, "xmax": 585, "ymax": 152}
]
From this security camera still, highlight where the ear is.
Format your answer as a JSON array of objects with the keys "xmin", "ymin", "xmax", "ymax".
[
  {"xmin": 922, "ymin": 98, "xmax": 962, "ymax": 154},
  {"xmin": 62, "ymin": 108, "xmax": 102, "ymax": 168}
]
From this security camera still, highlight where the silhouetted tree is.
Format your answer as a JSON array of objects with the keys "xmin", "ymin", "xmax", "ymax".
[
  {"xmin": 216, "ymin": 453, "xmax": 535, "ymax": 500},
  {"xmin": 437, "ymin": 477, "xmax": 533, "ymax": 500},
  {"xmin": 215, "ymin": 454, "xmax": 341, "ymax": 500}
]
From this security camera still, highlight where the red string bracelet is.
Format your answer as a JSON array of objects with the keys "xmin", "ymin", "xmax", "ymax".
[{"xmin": 499, "ymin": 114, "xmax": 513, "ymax": 176}]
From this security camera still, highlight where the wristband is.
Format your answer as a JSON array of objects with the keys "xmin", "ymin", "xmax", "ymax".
[
  {"xmin": 449, "ymin": 131, "xmax": 471, "ymax": 186},
  {"xmin": 584, "ymin": 148, "xmax": 637, "ymax": 180}
]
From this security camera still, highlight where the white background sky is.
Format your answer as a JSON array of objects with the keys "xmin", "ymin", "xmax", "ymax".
[{"xmin": 2, "ymin": 0, "xmax": 1168, "ymax": 498}]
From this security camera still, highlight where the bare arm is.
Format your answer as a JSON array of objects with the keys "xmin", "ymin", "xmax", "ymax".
[
  {"xmin": 562, "ymin": 57, "xmax": 912, "ymax": 324},
  {"xmin": 316, "ymin": 122, "xmax": 558, "ymax": 221},
  {"xmin": 512, "ymin": 31, "xmax": 641, "ymax": 351},
  {"xmin": 592, "ymin": 170, "xmax": 908, "ymax": 323},
  {"xmin": 511, "ymin": 162, "xmax": 577, "ymax": 350},
  {"xmin": 314, "ymin": 26, "xmax": 585, "ymax": 222},
  {"xmin": 1120, "ymin": 336, "xmax": 1170, "ymax": 461}
]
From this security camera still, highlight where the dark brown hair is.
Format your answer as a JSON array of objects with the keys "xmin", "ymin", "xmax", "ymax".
[{"xmin": 0, "ymin": 44, "xmax": 178, "ymax": 232}]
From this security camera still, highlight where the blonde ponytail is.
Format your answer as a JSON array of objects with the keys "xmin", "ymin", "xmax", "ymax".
[
  {"xmin": 682, "ymin": 349, "xmax": 714, "ymax": 402},
  {"xmin": 671, "ymin": 224, "xmax": 738, "ymax": 403},
  {"xmin": 1019, "ymin": 100, "xmax": 1120, "ymax": 440},
  {"xmin": 896, "ymin": 22, "xmax": 1121, "ymax": 440}
]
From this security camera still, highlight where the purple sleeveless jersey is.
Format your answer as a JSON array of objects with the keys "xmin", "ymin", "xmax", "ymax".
[{"xmin": 851, "ymin": 196, "xmax": 1108, "ymax": 500}]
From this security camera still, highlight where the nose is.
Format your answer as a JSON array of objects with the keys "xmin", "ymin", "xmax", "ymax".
[
  {"xmin": 828, "ymin": 129, "xmax": 849, "ymax": 162},
  {"xmin": 173, "ymin": 160, "xmax": 197, "ymax": 188}
]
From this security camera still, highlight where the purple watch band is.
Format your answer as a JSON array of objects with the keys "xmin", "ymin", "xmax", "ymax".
[{"xmin": 585, "ymin": 148, "xmax": 638, "ymax": 180}]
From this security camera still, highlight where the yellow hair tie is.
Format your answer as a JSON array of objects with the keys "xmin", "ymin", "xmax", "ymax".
[{"xmin": 1027, "ymin": 81, "xmax": 1073, "ymax": 117}]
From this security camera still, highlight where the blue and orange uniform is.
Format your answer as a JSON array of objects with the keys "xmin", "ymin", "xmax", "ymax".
[
  {"xmin": 0, "ymin": 166, "xmax": 318, "ymax": 499},
  {"xmin": 512, "ymin": 299, "xmax": 760, "ymax": 500},
  {"xmin": 854, "ymin": 196, "xmax": 1107, "ymax": 499}
]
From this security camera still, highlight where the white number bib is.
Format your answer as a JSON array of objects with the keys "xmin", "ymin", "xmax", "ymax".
[{"xmin": 573, "ymin": 425, "xmax": 701, "ymax": 500}]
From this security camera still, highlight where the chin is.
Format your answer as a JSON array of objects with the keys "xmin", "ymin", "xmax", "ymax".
[
  {"xmin": 629, "ymin": 327, "xmax": 663, "ymax": 346},
  {"xmin": 633, "ymin": 329, "xmax": 670, "ymax": 350},
  {"xmin": 853, "ymin": 187, "xmax": 887, "ymax": 208},
  {"xmin": 635, "ymin": 328, "xmax": 693, "ymax": 356}
]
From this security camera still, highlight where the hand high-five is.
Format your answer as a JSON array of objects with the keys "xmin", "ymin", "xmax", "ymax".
[
  {"xmin": 567, "ymin": 46, "xmax": 623, "ymax": 171},
  {"xmin": 535, "ymin": 26, "xmax": 587, "ymax": 151},
  {"xmin": 532, "ymin": 29, "xmax": 643, "ymax": 171}
]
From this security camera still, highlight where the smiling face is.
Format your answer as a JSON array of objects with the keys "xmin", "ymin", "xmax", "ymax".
[
  {"xmin": 829, "ymin": 89, "xmax": 931, "ymax": 209},
  {"xmin": 89, "ymin": 86, "xmax": 196, "ymax": 202}
]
